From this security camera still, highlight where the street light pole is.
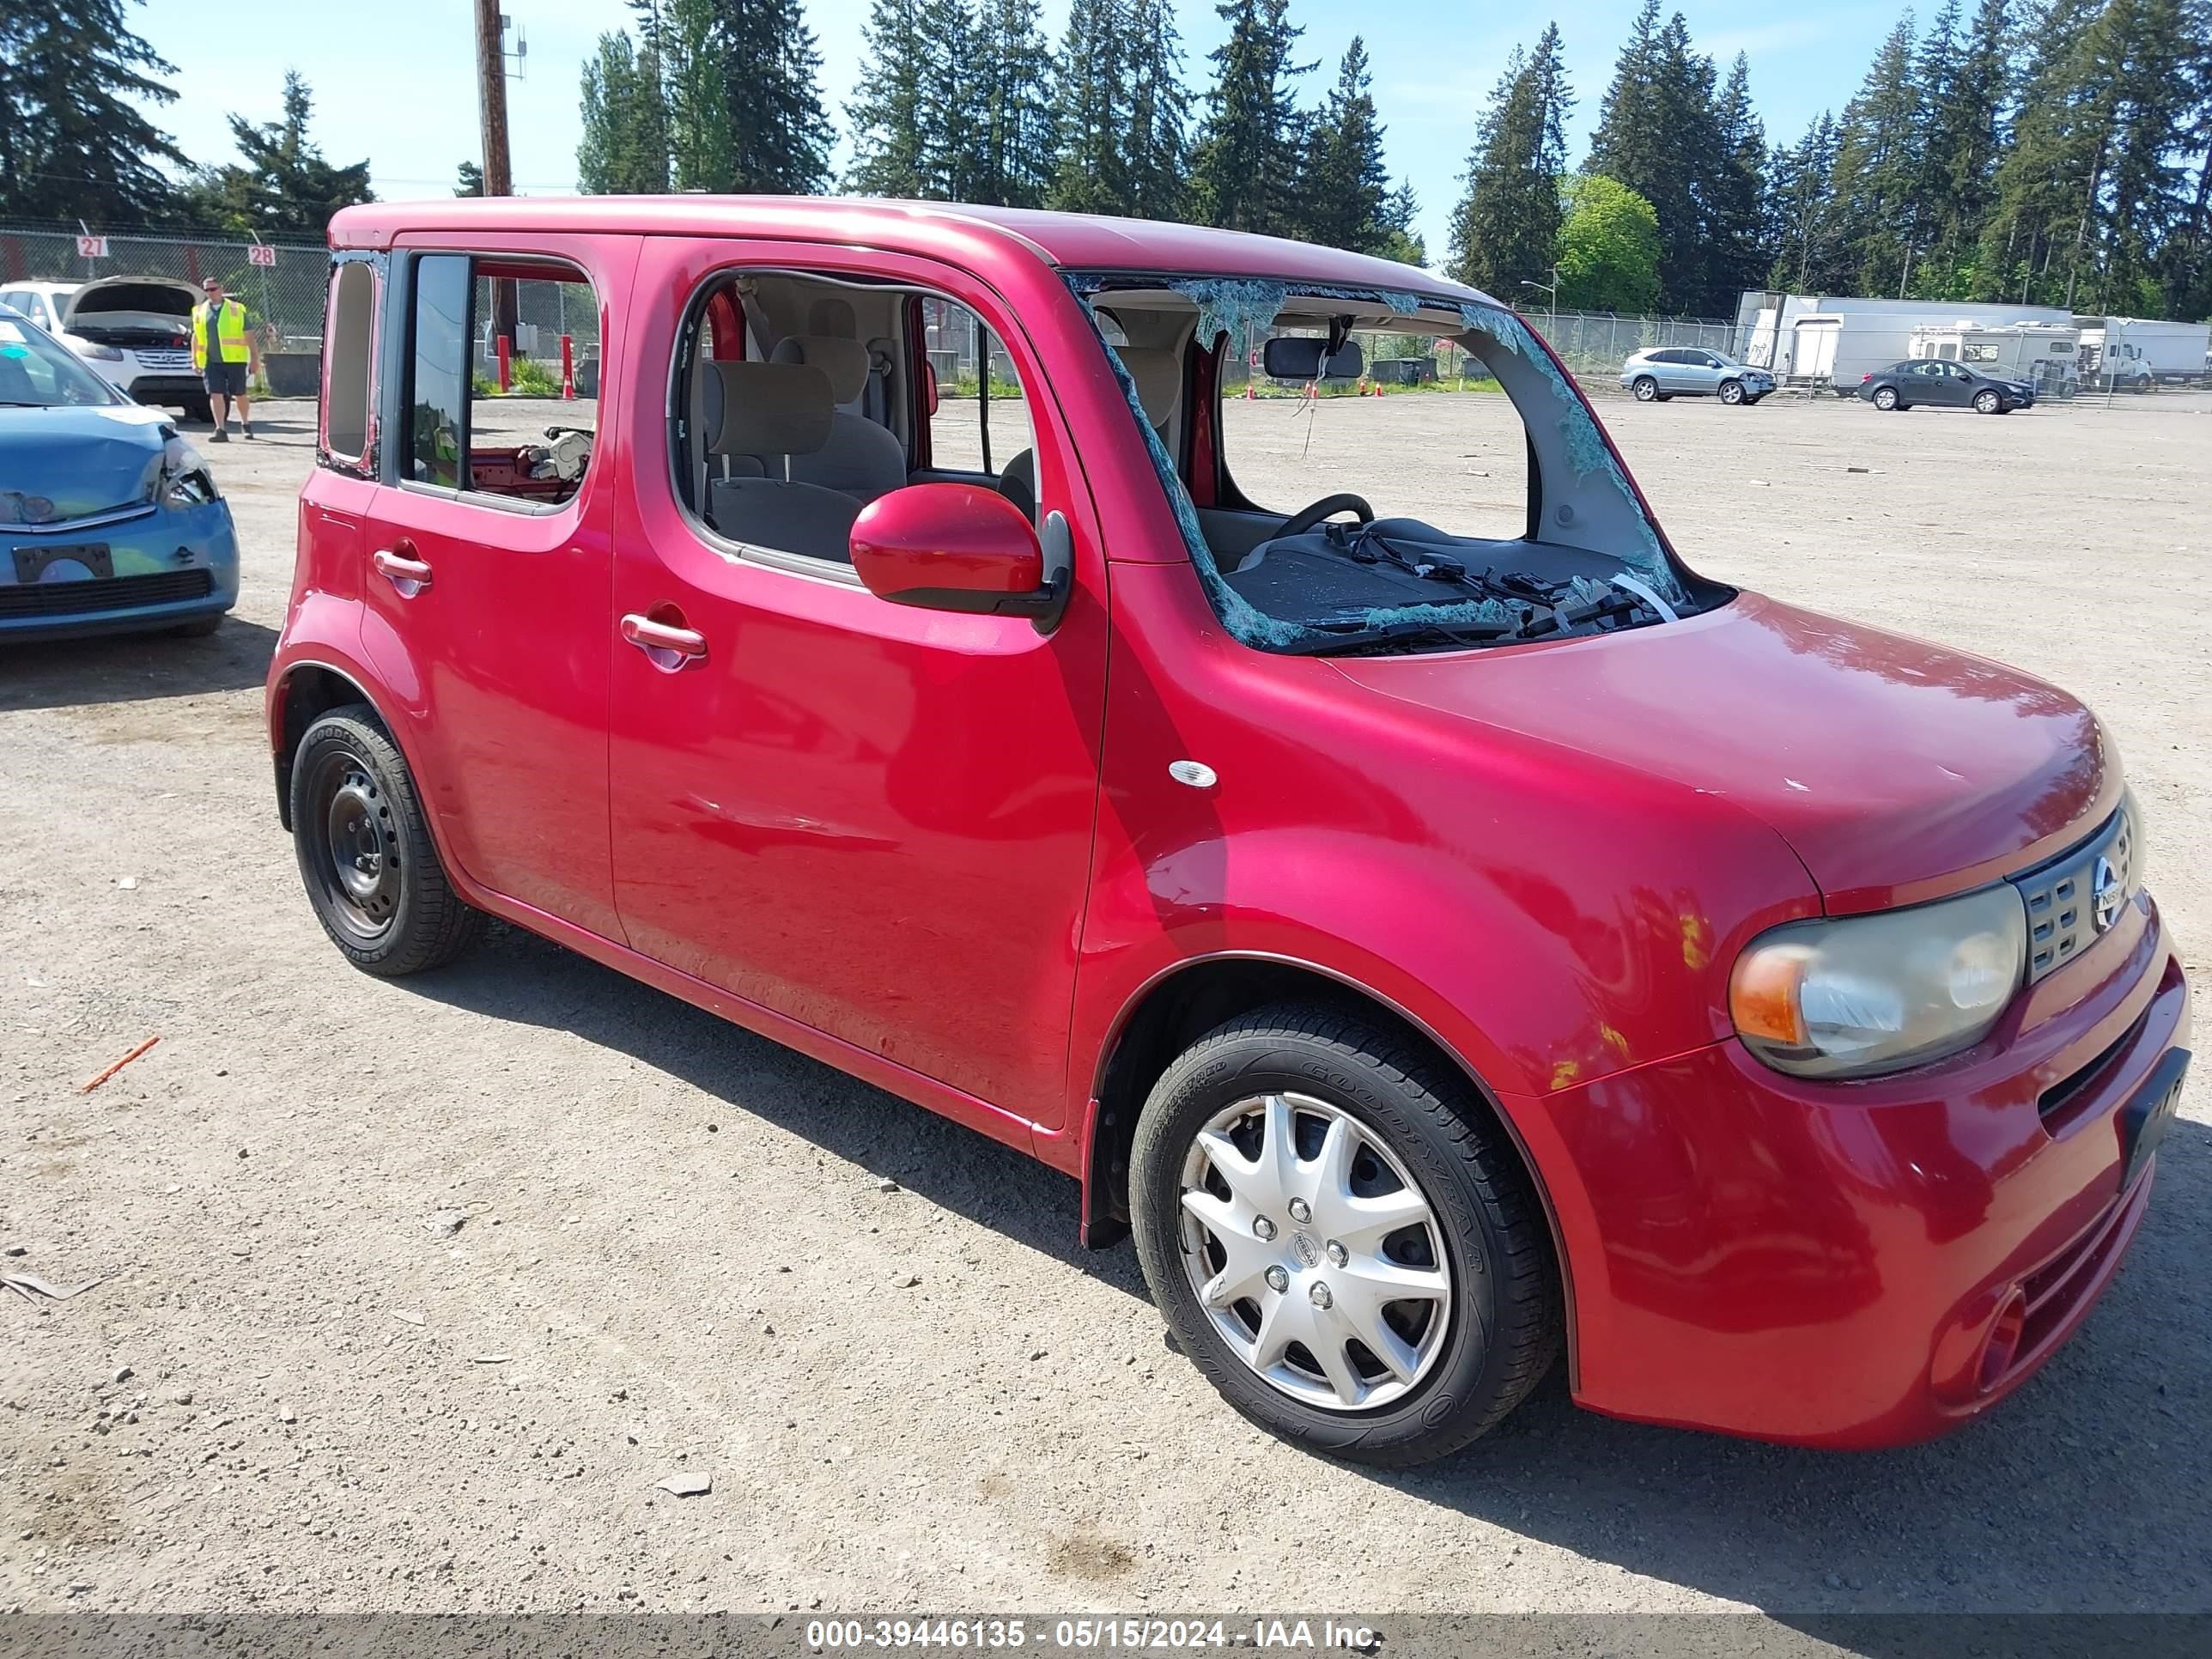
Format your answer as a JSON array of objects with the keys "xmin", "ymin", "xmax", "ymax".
[{"xmin": 1520, "ymin": 266, "xmax": 1559, "ymax": 337}]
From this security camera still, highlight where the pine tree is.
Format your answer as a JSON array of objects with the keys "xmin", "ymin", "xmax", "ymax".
[
  {"xmin": 1123, "ymin": 0, "xmax": 1193, "ymax": 219},
  {"xmin": 1828, "ymin": 15, "xmax": 1925, "ymax": 296},
  {"xmin": 578, "ymin": 28, "xmax": 672, "ymax": 194},
  {"xmin": 848, "ymin": 0, "xmax": 933, "ymax": 196},
  {"xmin": 1189, "ymin": 0, "xmax": 1313, "ymax": 237},
  {"xmin": 661, "ymin": 0, "xmax": 735, "ymax": 191},
  {"xmin": 1708, "ymin": 54, "xmax": 1771, "ymax": 303},
  {"xmin": 1981, "ymin": 0, "xmax": 2118, "ymax": 305},
  {"xmin": 456, "ymin": 161, "xmax": 484, "ymax": 198},
  {"xmin": 970, "ymin": 0, "xmax": 1057, "ymax": 206},
  {"xmin": 2160, "ymin": 4, "xmax": 2212, "ymax": 314},
  {"xmin": 724, "ymin": 0, "xmax": 834, "ymax": 192},
  {"xmin": 184, "ymin": 73, "xmax": 374, "ymax": 237},
  {"xmin": 914, "ymin": 0, "xmax": 981, "ymax": 200},
  {"xmin": 1767, "ymin": 112, "xmax": 1847, "ymax": 291},
  {"xmin": 1449, "ymin": 26, "xmax": 1572, "ymax": 297},
  {"xmin": 1302, "ymin": 38, "xmax": 1391, "ymax": 252},
  {"xmin": 1047, "ymin": 0, "xmax": 1128, "ymax": 213},
  {"xmin": 2097, "ymin": 0, "xmax": 2197, "ymax": 310},
  {"xmin": 1920, "ymin": 0, "xmax": 2012, "ymax": 278},
  {"xmin": 0, "ymin": 0, "xmax": 191, "ymax": 226},
  {"xmin": 1378, "ymin": 181, "xmax": 1426, "ymax": 264},
  {"xmin": 1587, "ymin": 3, "xmax": 1729, "ymax": 313}
]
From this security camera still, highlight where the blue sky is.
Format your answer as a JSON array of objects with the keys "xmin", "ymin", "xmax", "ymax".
[{"xmin": 133, "ymin": 2, "xmax": 1887, "ymax": 262}]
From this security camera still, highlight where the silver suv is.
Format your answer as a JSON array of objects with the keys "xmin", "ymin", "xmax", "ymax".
[{"xmin": 1621, "ymin": 347, "xmax": 1773, "ymax": 406}]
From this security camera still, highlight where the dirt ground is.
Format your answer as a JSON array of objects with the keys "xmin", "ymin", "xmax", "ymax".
[{"xmin": 3, "ymin": 387, "xmax": 2209, "ymax": 1621}]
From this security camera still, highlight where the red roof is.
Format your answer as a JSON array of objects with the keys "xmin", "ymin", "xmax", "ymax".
[{"xmin": 327, "ymin": 194, "xmax": 1496, "ymax": 308}]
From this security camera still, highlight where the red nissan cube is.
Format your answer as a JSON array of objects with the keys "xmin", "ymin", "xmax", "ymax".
[{"xmin": 269, "ymin": 198, "xmax": 2190, "ymax": 1466}]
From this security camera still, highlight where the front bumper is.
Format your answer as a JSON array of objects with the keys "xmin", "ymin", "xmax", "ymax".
[
  {"xmin": 0, "ymin": 498, "xmax": 240, "ymax": 641},
  {"xmin": 126, "ymin": 374, "xmax": 212, "ymax": 406},
  {"xmin": 1515, "ymin": 886, "xmax": 2189, "ymax": 1448}
]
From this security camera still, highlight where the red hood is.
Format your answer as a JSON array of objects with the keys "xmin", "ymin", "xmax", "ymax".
[{"xmin": 1332, "ymin": 592, "xmax": 2118, "ymax": 914}]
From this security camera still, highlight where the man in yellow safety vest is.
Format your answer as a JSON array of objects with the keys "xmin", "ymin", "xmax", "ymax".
[{"xmin": 191, "ymin": 277, "xmax": 261, "ymax": 441}]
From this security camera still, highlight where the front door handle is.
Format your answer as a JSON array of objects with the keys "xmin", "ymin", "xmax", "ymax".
[
  {"xmin": 373, "ymin": 548, "xmax": 434, "ymax": 597},
  {"xmin": 621, "ymin": 611, "xmax": 708, "ymax": 670}
]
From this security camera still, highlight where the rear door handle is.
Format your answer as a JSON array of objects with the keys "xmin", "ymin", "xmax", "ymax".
[
  {"xmin": 372, "ymin": 548, "xmax": 434, "ymax": 597},
  {"xmin": 621, "ymin": 612, "xmax": 708, "ymax": 668}
]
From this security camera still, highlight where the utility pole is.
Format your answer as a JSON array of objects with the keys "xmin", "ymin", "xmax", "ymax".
[
  {"xmin": 474, "ymin": 0, "xmax": 518, "ymax": 357},
  {"xmin": 473, "ymin": 0, "xmax": 514, "ymax": 197}
]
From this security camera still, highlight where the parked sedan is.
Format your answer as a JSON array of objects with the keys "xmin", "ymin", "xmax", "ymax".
[
  {"xmin": 0, "ymin": 303, "xmax": 239, "ymax": 641},
  {"xmin": 1620, "ymin": 347, "xmax": 1774, "ymax": 404},
  {"xmin": 1859, "ymin": 358, "xmax": 2034, "ymax": 413}
]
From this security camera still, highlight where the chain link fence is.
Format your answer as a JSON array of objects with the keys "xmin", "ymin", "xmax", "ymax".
[{"xmin": 0, "ymin": 223, "xmax": 331, "ymax": 347}]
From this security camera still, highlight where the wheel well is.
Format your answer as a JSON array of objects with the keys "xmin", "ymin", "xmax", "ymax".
[
  {"xmin": 272, "ymin": 665, "xmax": 377, "ymax": 830},
  {"xmin": 1082, "ymin": 958, "xmax": 1557, "ymax": 1261}
]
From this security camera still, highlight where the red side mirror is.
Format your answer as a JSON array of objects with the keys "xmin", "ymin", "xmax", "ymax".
[
  {"xmin": 921, "ymin": 361, "xmax": 939, "ymax": 417},
  {"xmin": 850, "ymin": 483, "xmax": 1066, "ymax": 629}
]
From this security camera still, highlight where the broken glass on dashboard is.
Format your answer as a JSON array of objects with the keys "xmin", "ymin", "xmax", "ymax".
[{"xmin": 1063, "ymin": 271, "xmax": 1723, "ymax": 657}]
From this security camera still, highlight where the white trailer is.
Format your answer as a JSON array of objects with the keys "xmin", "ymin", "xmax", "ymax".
[
  {"xmin": 2075, "ymin": 319, "xmax": 2211, "ymax": 390},
  {"xmin": 1739, "ymin": 291, "xmax": 2073, "ymax": 392},
  {"xmin": 1909, "ymin": 322, "xmax": 2081, "ymax": 398}
]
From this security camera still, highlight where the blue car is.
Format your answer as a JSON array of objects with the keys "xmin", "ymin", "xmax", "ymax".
[{"xmin": 1, "ymin": 301, "xmax": 239, "ymax": 641}]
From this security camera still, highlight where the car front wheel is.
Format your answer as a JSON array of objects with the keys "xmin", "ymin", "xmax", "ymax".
[
  {"xmin": 1974, "ymin": 389, "xmax": 2001, "ymax": 414},
  {"xmin": 1129, "ymin": 1004, "xmax": 1562, "ymax": 1467},
  {"xmin": 1632, "ymin": 376, "xmax": 1657, "ymax": 402},
  {"xmin": 290, "ymin": 706, "xmax": 484, "ymax": 975},
  {"xmin": 1873, "ymin": 386, "xmax": 1900, "ymax": 410},
  {"xmin": 1718, "ymin": 380, "xmax": 1745, "ymax": 405}
]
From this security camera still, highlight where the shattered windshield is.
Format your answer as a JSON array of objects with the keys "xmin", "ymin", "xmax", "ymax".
[{"xmin": 1063, "ymin": 272, "xmax": 1720, "ymax": 657}]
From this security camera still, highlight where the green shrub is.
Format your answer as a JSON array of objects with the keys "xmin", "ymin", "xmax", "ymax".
[{"xmin": 510, "ymin": 356, "xmax": 562, "ymax": 398}]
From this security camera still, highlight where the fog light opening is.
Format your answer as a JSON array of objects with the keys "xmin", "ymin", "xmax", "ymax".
[{"xmin": 1978, "ymin": 1288, "xmax": 2028, "ymax": 1394}]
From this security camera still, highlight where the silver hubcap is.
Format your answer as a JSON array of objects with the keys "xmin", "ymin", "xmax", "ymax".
[{"xmin": 1176, "ymin": 1092, "xmax": 1452, "ymax": 1413}]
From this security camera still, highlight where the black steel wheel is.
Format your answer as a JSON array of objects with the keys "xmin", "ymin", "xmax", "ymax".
[{"xmin": 289, "ymin": 706, "xmax": 483, "ymax": 975}]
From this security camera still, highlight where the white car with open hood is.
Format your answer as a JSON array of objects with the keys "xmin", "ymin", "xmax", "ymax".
[{"xmin": 0, "ymin": 276, "xmax": 211, "ymax": 421}]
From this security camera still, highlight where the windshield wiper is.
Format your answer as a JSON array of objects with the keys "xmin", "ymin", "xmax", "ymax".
[{"xmin": 1282, "ymin": 615, "xmax": 1521, "ymax": 657}]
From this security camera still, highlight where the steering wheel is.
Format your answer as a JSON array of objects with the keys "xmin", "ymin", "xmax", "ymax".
[{"xmin": 1273, "ymin": 493, "xmax": 1375, "ymax": 539}]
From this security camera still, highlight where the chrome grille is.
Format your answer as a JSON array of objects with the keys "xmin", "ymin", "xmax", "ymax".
[
  {"xmin": 134, "ymin": 348, "xmax": 192, "ymax": 370},
  {"xmin": 2013, "ymin": 803, "xmax": 2137, "ymax": 983}
]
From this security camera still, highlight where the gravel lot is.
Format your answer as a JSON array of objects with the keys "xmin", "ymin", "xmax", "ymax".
[{"xmin": 3, "ymin": 388, "xmax": 2209, "ymax": 1621}]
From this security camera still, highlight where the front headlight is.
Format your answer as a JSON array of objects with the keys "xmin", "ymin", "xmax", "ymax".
[
  {"xmin": 70, "ymin": 338, "xmax": 125, "ymax": 362},
  {"xmin": 1729, "ymin": 886, "xmax": 2027, "ymax": 1079},
  {"xmin": 162, "ymin": 467, "xmax": 219, "ymax": 508}
]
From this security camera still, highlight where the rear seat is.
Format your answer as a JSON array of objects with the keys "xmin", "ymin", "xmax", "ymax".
[{"xmin": 703, "ymin": 360, "xmax": 861, "ymax": 562}]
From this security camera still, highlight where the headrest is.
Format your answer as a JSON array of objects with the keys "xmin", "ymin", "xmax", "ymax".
[
  {"xmin": 707, "ymin": 360, "xmax": 834, "ymax": 459},
  {"xmin": 771, "ymin": 334, "xmax": 871, "ymax": 403},
  {"xmin": 1118, "ymin": 346, "xmax": 1182, "ymax": 427},
  {"xmin": 807, "ymin": 295, "xmax": 858, "ymax": 337}
]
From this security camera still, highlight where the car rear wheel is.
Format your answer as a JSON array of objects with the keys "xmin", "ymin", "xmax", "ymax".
[
  {"xmin": 1632, "ymin": 376, "xmax": 1658, "ymax": 402},
  {"xmin": 1129, "ymin": 1003, "xmax": 1562, "ymax": 1467},
  {"xmin": 1718, "ymin": 379, "xmax": 1745, "ymax": 405},
  {"xmin": 1974, "ymin": 389, "xmax": 2001, "ymax": 414},
  {"xmin": 290, "ymin": 706, "xmax": 483, "ymax": 975},
  {"xmin": 1873, "ymin": 386, "xmax": 1900, "ymax": 410}
]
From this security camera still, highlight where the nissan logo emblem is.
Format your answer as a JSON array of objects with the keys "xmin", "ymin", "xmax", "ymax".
[{"xmin": 2091, "ymin": 854, "xmax": 2124, "ymax": 933}]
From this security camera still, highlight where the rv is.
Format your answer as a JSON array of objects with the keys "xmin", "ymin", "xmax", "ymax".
[{"xmin": 1909, "ymin": 322, "xmax": 2081, "ymax": 399}]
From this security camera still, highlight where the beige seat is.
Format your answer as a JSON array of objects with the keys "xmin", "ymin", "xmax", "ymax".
[
  {"xmin": 1000, "ymin": 344, "xmax": 1182, "ymax": 520},
  {"xmin": 703, "ymin": 360, "xmax": 862, "ymax": 562},
  {"xmin": 769, "ymin": 331, "xmax": 908, "ymax": 504}
]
